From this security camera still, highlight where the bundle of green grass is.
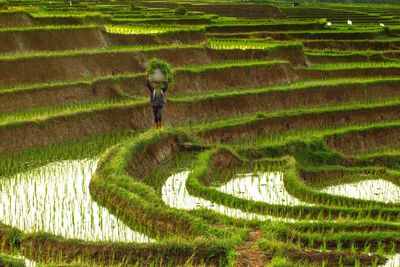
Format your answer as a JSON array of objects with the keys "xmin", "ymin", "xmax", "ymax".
[{"xmin": 146, "ymin": 59, "xmax": 174, "ymax": 88}]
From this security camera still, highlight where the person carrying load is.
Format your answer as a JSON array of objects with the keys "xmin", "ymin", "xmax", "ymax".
[{"xmin": 145, "ymin": 59, "xmax": 174, "ymax": 129}]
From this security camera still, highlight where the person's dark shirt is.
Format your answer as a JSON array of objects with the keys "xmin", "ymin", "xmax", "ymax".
[{"xmin": 146, "ymin": 79, "xmax": 169, "ymax": 107}]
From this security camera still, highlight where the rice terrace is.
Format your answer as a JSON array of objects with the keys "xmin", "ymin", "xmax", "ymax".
[{"xmin": 2, "ymin": 0, "xmax": 400, "ymax": 265}]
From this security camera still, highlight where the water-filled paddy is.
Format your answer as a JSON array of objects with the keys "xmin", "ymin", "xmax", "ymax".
[
  {"xmin": 0, "ymin": 159, "xmax": 151, "ymax": 243},
  {"xmin": 321, "ymin": 179, "xmax": 400, "ymax": 203},
  {"xmin": 382, "ymin": 254, "xmax": 400, "ymax": 267},
  {"xmin": 162, "ymin": 171, "xmax": 300, "ymax": 222},
  {"xmin": 218, "ymin": 172, "xmax": 313, "ymax": 206}
]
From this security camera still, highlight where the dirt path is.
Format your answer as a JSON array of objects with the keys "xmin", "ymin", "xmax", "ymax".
[{"xmin": 234, "ymin": 230, "xmax": 268, "ymax": 267}]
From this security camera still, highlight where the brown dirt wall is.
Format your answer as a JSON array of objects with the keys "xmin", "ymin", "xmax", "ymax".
[
  {"xmin": 0, "ymin": 53, "xmax": 143, "ymax": 86},
  {"xmin": 0, "ymin": 12, "xmax": 34, "ymax": 27},
  {"xmin": 303, "ymin": 40, "xmax": 400, "ymax": 51},
  {"xmin": 0, "ymin": 28, "xmax": 108, "ymax": 53},
  {"xmin": 0, "ymin": 62, "xmax": 298, "ymax": 113},
  {"xmin": 0, "ymin": 83, "xmax": 119, "ymax": 113},
  {"xmin": 202, "ymin": 105, "xmax": 400, "ymax": 143},
  {"xmin": 142, "ymin": 2, "xmax": 286, "ymax": 19},
  {"xmin": 325, "ymin": 127, "xmax": 400, "ymax": 154},
  {"xmin": 298, "ymin": 67, "xmax": 400, "ymax": 80},
  {"xmin": 306, "ymin": 54, "xmax": 381, "ymax": 64},
  {"xmin": 0, "ymin": 46, "xmax": 305, "ymax": 87},
  {"xmin": 2, "ymin": 82, "xmax": 400, "ymax": 154},
  {"xmin": 126, "ymin": 135, "xmax": 182, "ymax": 179}
]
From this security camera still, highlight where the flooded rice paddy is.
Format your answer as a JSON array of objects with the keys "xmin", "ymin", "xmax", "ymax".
[
  {"xmin": 382, "ymin": 254, "xmax": 400, "ymax": 267},
  {"xmin": 321, "ymin": 179, "xmax": 400, "ymax": 203},
  {"xmin": 0, "ymin": 159, "xmax": 151, "ymax": 243},
  {"xmin": 218, "ymin": 172, "xmax": 313, "ymax": 206},
  {"xmin": 162, "ymin": 171, "xmax": 303, "ymax": 222},
  {"xmin": 161, "ymin": 171, "xmax": 400, "ymax": 267},
  {"xmin": 1, "ymin": 164, "xmax": 399, "ymax": 266}
]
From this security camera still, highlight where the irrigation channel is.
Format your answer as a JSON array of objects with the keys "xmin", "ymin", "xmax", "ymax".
[{"xmin": 0, "ymin": 159, "xmax": 152, "ymax": 243}]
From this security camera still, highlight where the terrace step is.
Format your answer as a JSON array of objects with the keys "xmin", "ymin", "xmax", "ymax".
[
  {"xmin": 208, "ymin": 30, "xmax": 386, "ymax": 41},
  {"xmin": 0, "ymin": 61, "xmax": 298, "ymax": 113},
  {"xmin": 0, "ymin": 26, "xmax": 205, "ymax": 53},
  {"xmin": 1, "ymin": 85, "xmax": 400, "ymax": 154},
  {"xmin": 0, "ymin": 46, "xmax": 306, "ymax": 87},
  {"xmin": 2, "ymin": 1, "xmax": 400, "ymax": 265},
  {"xmin": 205, "ymin": 21, "xmax": 325, "ymax": 34},
  {"xmin": 298, "ymin": 64, "xmax": 400, "ymax": 79},
  {"xmin": 303, "ymin": 40, "xmax": 400, "ymax": 51},
  {"xmin": 142, "ymin": 2, "xmax": 287, "ymax": 19},
  {"xmin": 305, "ymin": 51, "xmax": 398, "ymax": 64},
  {"xmin": 0, "ymin": 11, "xmax": 86, "ymax": 27}
]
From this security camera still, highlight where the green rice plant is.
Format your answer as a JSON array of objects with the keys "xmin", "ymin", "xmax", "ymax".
[
  {"xmin": 0, "ymin": 24, "xmax": 97, "ymax": 32},
  {"xmin": 104, "ymin": 24, "xmax": 204, "ymax": 35},
  {"xmin": 146, "ymin": 58, "xmax": 175, "ymax": 87},
  {"xmin": 2, "ymin": 2, "xmax": 400, "ymax": 266},
  {"xmin": 208, "ymin": 38, "xmax": 302, "ymax": 50},
  {"xmin": 0, "ymin": 253, "xmax": 24, "ymax": 267}
]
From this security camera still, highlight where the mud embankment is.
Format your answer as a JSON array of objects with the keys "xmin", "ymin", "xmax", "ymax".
[
  {"xmin": 306, "ymin": 53, "xmax": 386, "ymax": 65},
  {"xmin": 0, "ymin": 12, "xmax": 84, "ymax": 27},
  {"xmin": 0, "ymin": 62, "xmax": 299, "ymax": 113},
  {"xmin": 303, "ymin": 40, "xmax": 400, "ymax": 51},
  {"xmin": 0, "ymin": 45, "xmax": 305, "ymax": 87},
  {"xmin": 298, "ymin": 67, "xmax": 400, "ymax": 80},
  {"xmin": 325, "ymin": 127, "xmax": 400, "ymax": 154},
  {"xmin": 0, "ymin": 27, "xmax": 206, "ymax": 54},
  {"xmin": 0, "ymin": 82, "xmax": 119, "ymax": 113},
  {"xmin": 2, "ymin": 79, "xmax": 400, "ymax": 154},
  {"xmin": 208, "ymin": 31, "xmax": 385, "ymax": 41},
  {"xmin": 6, "ymin": 60, "xmax": 399, "ymax": 115},
  {"xmin": 202, "ymin": 105, "xmax": 400, "ymax": 143},
  {"xmin": 142, "ymin": 1, "xmax": 286, "ymax": 19}
]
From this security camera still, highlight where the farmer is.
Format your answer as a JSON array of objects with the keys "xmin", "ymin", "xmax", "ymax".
[{"xmin": 146, "ymin": 74, "xmax": 169, "ymax": 129}]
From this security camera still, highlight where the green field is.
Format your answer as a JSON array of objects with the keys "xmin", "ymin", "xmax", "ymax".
[{"xmin": 0, "ymin": 0, "xmax": 400, "ymax": 266}]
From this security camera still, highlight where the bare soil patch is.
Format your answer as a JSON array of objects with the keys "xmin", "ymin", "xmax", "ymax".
[
  {"xmin": 0, "ymin": 27, "xmax": 206, "ymax": 53},
  {"xmin": 325, "ymin": 126, "xmax": 400, "ymax": 154},
  {"xmin": 0, "ymin": 83, "xmax": 119, "ymax": 113},
  {"xmin": 235, "ymin": 231, "xmax": 267, "ymax": 267},
  {"xmin": 0, "ymin": 12, "xmax": 84, "ymax": 27}
]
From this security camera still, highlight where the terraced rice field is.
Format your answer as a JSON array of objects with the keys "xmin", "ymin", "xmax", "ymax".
[{"xmin": 1, "ymin": 0, "xmax": 400, "ymax": 266}]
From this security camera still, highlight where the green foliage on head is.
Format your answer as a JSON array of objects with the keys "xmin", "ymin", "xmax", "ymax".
[{"xmin": 147, "ymin": 58, "xmax": 175, "ymax": 89}]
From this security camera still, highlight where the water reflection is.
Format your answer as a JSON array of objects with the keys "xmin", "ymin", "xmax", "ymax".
[
  {"xmin": 381, "ymin": 254, "xmax": 400, "ymax": 267},
  {"xmin": 0, "ymin": 159, "xmax": 152, "ymax": 243},
  {"xmin": 162, "ymin": 171, "xmax": 297, "ymax": 222},
  {"xmin": 321, "ymin": 179, "xmax": 400, "ymax": 203},
  {"xmin": 218, "ymin": 172, "xmax": 313, "ymax": 206}
]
